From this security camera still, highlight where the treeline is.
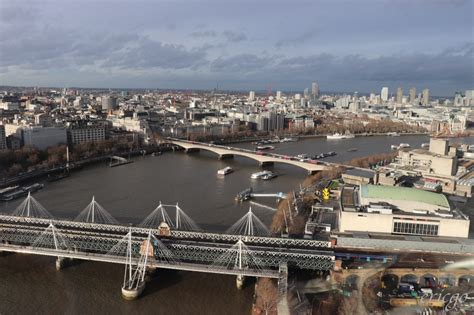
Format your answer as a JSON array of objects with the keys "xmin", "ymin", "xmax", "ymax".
[
  {"xmin": 186, "ymin": 117, "xmax": 426, "ymax": 142},
  {"xmin": 0, "ymin": 138, "xmax": 139, "ymax": 177},
  {"xmin": 347, "ymin": 152, "xmax": 397, "ymax": 169}
]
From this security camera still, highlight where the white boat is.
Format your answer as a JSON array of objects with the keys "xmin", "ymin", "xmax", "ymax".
[
  {"xmin": 256, "ymin": 145, "xmax": 274, "ymax": 150},
  {"xmin": 387, "ymin": 132, "xmax": 400, "ymax": 137},
  {"xmin": 327, "ymin": 132, "xmax": 355, "ymax": 140},
  {"xmin": 251, "ymin": 170, "xmax": 272, "ymax": 179},
  {"xmin": 399, "ymin": 143, "xmax": 410, "ymax": 149},
  {"xmin": 217, "ymin": 166, "xmax": 233, "ymax": 175},
  {"xmin": 280, "ymin": 137, "xmax": 298, "ymax": 143},
  {"xmin": 421, "ymin": 143, "xmax": 429, "ymax": 149},
  {"xmin": 391, "ymin": 145, "xmax": 399, "ymax": 150},
  {"xmin": 261, "ymin": 172, "xmax": 278, "ymax": 180}
]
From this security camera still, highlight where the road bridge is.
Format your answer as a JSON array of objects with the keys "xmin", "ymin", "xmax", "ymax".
[{"xmin": 167, "ymin": 138, "xmax": 335, "ymax": 174}]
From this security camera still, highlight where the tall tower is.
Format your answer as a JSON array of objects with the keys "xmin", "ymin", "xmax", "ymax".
[
  {"xmin": 422, "ymin": 89, "xmax": 430, "ymax": 106},
  {"xmin": 409, "ymin": 87, "xmax": 416, "ymax": 104},
  {"xmin": 249, "ymin": 91, "xmax": 255, "ymax": 101},
  {"xmin": 381, "ymin": 87, "xmax": 389, "ymax": 102},
  {"xmin": 311, "ymin": 82, "xmax": 319, "ymax": 99},
  {"xmin": 396, "ymin": 87, "xmax": 403, "ymax": 104}
]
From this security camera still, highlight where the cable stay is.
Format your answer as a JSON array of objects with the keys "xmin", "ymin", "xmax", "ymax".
[
  {"xmin": 210, "ymin": 238, "xmax": 267, "ymax": 275},
  {"xmin": 150, "ymin": 234, "xmax": 179, "ymax": 265},
  {"xmin": 32, "ymin": 222, "xmax": 70, "ymax": 251},
  {"xmin": 225, "ymin": 207, "xmax": 269, "ymax": 236},
  {"xmin": 139, "ymin": 202, "xmax": 200, "ymax": 231},
  {"xmin": 74, "ymin": 196, "xmax": 119, "ymax": 224},
  {"xmin": 12, "ymin": 192, "xmax": 53, "ymax": 219}
]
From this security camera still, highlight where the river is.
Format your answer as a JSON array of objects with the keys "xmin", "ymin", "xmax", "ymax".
[{"xmin": 0, "ymin": 134, "xmax": 472, "ymax": 314}]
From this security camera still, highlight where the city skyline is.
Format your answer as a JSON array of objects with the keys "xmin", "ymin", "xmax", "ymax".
[{"xmin": 0, "ymin": 0, "xmax": 472, "ymax": 95}]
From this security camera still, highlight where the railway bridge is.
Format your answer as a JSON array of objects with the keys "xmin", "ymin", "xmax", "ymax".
[{"xmin": 0, "ymin": 194, "xmax": 334, "ymax": 299}]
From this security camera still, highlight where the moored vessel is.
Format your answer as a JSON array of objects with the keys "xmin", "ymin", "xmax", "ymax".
[{"xmin": 217, "ymin": 166, "xmax": 233, "ymax": 175}]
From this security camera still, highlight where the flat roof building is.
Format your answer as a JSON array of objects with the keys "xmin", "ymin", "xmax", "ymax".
[{"xmin": 339, "ymin": 185, "xmax": 470, "ymax": 238}]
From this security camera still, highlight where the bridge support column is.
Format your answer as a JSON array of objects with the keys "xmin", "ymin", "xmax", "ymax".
[
  {"xmin": 236, "ymin": 275, "xmax": 245, "ymax": 289},
  {"xmin": 55, "ymin": 257, "xmax": 65, "ymax": 271},
  {"xmin": 218, "ymin": 154, "xmax": 234, "ymax": 160},
  {"xmin": 121, "ymin": 281, "xmax": 146, "ymax": 300},
  {"xmin": 307, "ymin": 170, "xmax": 318, "ymax": 175},
  {"xmin": 260, "ymin": 161, "xmax": 274, "ymax": 167}
]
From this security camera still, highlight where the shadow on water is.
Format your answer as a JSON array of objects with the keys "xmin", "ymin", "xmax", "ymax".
[{"xmin": 142, "ymin": 269, "xmax": 184, "ymax": 297}]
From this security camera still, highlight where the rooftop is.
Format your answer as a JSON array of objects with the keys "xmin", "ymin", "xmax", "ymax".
[{"xmin": 360, "ymin": 184, "xmax": 450, "ymax": 209}]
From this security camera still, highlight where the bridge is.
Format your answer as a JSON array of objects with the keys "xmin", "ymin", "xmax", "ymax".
[
  {"xmin": 0, "ymin": 194, "xmax": 335, "ymax": 300},
  {"xmin": 166, "ymin": 138, "xmax": 336, "ymax": 174}
]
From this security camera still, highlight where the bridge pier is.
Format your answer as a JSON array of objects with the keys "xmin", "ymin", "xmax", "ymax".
[
  {"xmin": 308, "ymin": 170, "xmax": 318, "ymax": 175},
  {"xmin": 218, "ymin": 154, "xmax": 234, "ymax": 160},
  {"xmin": 260, "ymin": 161, "xmax": 274, "ymax": 167},
  {"xmin": 236, "ymin": 275, "xmax": 245, "ymax": 289},
  {"xmin": 121, "ymin": 281, "xmax": 146, "ymax": 300},
  {"xmin": 55, "ymin": 257, "xmax": 65, "ymax": 271}
]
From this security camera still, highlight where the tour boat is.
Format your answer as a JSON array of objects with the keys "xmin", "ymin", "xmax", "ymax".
[
  {"xmin": 391, "ymin": 145, "xmax": 399, "ymax": 150},
  {"xmin": 387, "ymin": 132, "xmax": 400, "ymax": 137},
  {"xmin": 327, "ymin": 132, "xmax": 355, "ymax": 140},
  {"xmin": 217, "ymin": 166, "xmax": 233, "ymax": 175},
  {"xmin": 250, "ymin": 170, "xmax": 272, "ymax": 179},
  {"xmin": 280, "ymin": 137, "xmax": 298, "ymax": 143},
  {"xmin": 421, "ymin": 143, "xmax": 429, "ymax": 149},
  {"xmin": 256, "ymin": 145, "xmax": 274, "ymax": 150},
  {"xmin": 398, "ymin": 143, "xmax": 410, "ymax": 149}
]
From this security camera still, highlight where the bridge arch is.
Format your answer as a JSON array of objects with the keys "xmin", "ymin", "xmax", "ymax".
[
  {"xmin": 400, "ymin": 274, "xmax": 419, "ymax": 285},
  {"xmin": 419, "ymin": 273, "xmax": 437, "ymax": 288}
]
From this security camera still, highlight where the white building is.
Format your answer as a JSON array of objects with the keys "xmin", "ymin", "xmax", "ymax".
[
  {"xmin": 381, "ymin": 87, "xmax": 389, "ymax": 102},
  {"xmin": 248, "ymin": 91, "xmax": 255, "ymax": 101},
  {"xmin": 22, "ymin": 126, "xmax": 67, "ymax": 150},
  {"xmin": 67, "ymin": 124, "xmax": 106, "ymax": 145}
]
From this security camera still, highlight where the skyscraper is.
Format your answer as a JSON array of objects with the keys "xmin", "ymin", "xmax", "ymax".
[
  {"xmin": 409, "ymin": 87, "xmax": 416, "ymax": 103},
  {"xmin": 303, "ymin": 88, "xmax": 309, "ymax": 99},
  {"xmin": 396, "ymin": 87, "xmax": 403, "ymax": 104},
  {"xmin": 249, "ymin": 91, "xmax": 255, "ymax": 101},
  {"xmin": 311, "ymin": 82, "xmax": 319, "ymax": 98},
  {"xmin": 276, "ymin": 91, "xmax": 282, "ymax": 100},
  {"xmin": 422, "ymin": 89, "xmax": 430, "ymax": 106},
  {"xmin": 381, "ymin": 87, "xmax": 389, "ymax": 102}
]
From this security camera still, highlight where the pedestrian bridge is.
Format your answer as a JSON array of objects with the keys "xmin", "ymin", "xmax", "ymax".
[{"xmin": 167, "ymin": 138, "xmax": 333, "ymax": 174}]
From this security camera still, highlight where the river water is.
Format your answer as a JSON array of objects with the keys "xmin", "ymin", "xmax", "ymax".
[{"xmin": 0, "ymin": 135, "xmax": 472, "ymax": 314}]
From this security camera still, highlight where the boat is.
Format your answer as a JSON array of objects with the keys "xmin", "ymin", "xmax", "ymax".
[
  {"xmin": 387, "ymin": 132, "xmax": 400, "ymax": 137},
  {"xmin": 0, "ymin": 186, "xmax": 19, "ymax": 198},
  {"xmin": 347, "ymin": 148, "xmax": 358, "ymax": 152},
  {"xmin": 0, "ymin": 183, "xmax": 44, "ymax": 201},
  {"xmin": 261, "ymin": 172, "xmax": 278, "ymax": 180},
  {"xmin": 327, "ymin": 151, "xmax": 337, "ymax": 156},
  {"xmin": 391, "ymin": 145, "xmax": 399, "ymax": 150},
  {"xmin": 327, "ymin": 131, "xmax": 355, "ymax": 140},
  {"xmin": 297, "ymin": 154, "xmax": 308, "ymax": 159},
  {"xmin": 280, "ymin": 137, "xmax": 298, "ymax": 143},
  {"xmin": 421, "ymin": 143, "xmax": 429, "ymax": 149},
  {"xmin": 256, "ymin": 145, "xmax": 274, "ymax": 150},
  {"xmin": 399, "ymin": 143, "xmax": 410, "ymax": 149},
  {"xmin": 251, "ymin": 170, "xmax": 272, "ymax": 179},
  {"xmin": 217, "ymin": 166, "xmax": 233, "ymax": 175}
]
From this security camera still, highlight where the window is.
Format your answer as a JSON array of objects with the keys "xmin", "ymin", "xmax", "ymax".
[{"xmin": 393, "ymin": 221, "xmax": 438, "ymax": 236}]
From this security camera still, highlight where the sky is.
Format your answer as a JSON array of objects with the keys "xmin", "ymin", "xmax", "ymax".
[{"xmin": 0, "ymin": 0, "xmax": 472, "ymax": 96}]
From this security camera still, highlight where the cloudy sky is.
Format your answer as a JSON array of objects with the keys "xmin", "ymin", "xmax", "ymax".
[{"xmin": 0, "ymin": 0, "xmax": 472, "ymax": 95}]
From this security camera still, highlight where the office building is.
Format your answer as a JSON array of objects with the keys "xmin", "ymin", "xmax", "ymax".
[
  {"xmin": 101, "ymin": 96, "xmax": 118, "ymax": 111},
  {"xmin": 248, "ymin": 91, "xmax": 255, "ymax": 101},
  {"xmin": 422, "ymin": 89, "xmax": 430, "ymax": 106},
  {"xmin": 311, "ymin": 82, "xmax": 319, "ymax": 98},
  {"xmin": 22, "ymin": 126, "xmax": 67, "ymax": 150},
  {"xmin": 409, "ymin": 87, "xmax": 416, "ymax": 104},
  {"xmin": 67, "ymin": 123, "xmax": 106, "ymax": 145},
  {"xmin": 396, "ymin": 87, "xmax": 403, "ymax": 104},
  {"xmin": 276, "ymin": 91, "xmax": 282, "ymax": 100},
  {"xmin": 381, "ymin": 87, "xmax": 389, "ymax": 102}
]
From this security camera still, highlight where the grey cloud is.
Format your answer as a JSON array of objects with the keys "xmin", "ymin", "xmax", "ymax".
[
  {"xmin": 190, "ymin": 30, "xmax": 218, "ymax": 38},
  {"xmin": 222, "ymin": 30, "xmax": 247, "ymax": 42},
  {"xmin": 210, "ymin": 54, "xmax": 272, "ymax": 73}
]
